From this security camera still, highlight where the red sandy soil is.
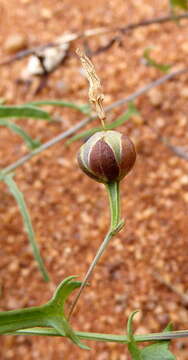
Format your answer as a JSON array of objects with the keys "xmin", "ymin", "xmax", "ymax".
[{"xmin": 0, "ymin": 0, "xmax": 188, "ymax": 359}]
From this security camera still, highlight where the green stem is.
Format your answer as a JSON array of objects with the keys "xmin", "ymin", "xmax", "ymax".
[
  {"xmin": 5, "ymin": 327, "xmax": 188, "ymax": 343},
  {"xmin": 68, "ymin": 222, "xmax": 123, "ymax": 319},
  {"xmin": 106, "ymin": 181, "xmax": 120, "ymax": 229},
  {"xmin": 68, "ymin": 181, "xmax": 124, "ymax": 320}
]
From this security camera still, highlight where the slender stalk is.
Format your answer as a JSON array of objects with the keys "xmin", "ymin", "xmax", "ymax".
[
  {"xmin": 68, "ymin": 229, "xmax": 117, "ymax": 319},
  {"xmin": 106, "ymin": 181, "xmax": 120, "ymax": 229},
  {"xmin": 68, "ymin": 181, "xmax": 123, "ymax": 320},
  {"xmin": 6, "ymin": 327, "xmax": 188, "ymax": 343},
  {"xmin": 1, "ymin": 68, "xmax": 187, "ymax": 176}
]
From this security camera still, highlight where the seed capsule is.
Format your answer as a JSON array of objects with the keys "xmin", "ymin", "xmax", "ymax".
[{"xmin": 77, "ymin": 130, "xmax": 136, "ymax": 183}]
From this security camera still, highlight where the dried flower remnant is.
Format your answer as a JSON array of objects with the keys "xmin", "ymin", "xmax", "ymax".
[{"xmin": 76, "ymin": 48, "xmax": 106, "ymax": 126}]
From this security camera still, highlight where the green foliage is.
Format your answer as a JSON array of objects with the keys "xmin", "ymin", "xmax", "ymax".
[
  {"xmin": 0, "ymin": 100, "xmax": 91, "ymax": 151},
  {"xmin": 2, "ymin": 174, "xmax": 49, "ymax": 282},
  {"xmin": 0, "ymin": 99, "xmax": 92, "ymax": 278},
  {"xmin": 0, "ymin": 276, "xmax": 89, "ymax": 350},
  {"xmin": 140, "ymin": 324, "xmax": 176, "ymax": 360},
  {"xmin": 27, "ymin": 100, "xmax": 91, "ymax": 115},
  {"xmin": 127, "ymin": 311, "xmax": 143, "ymax": 360},
  {"xmin": 170, "ymin": 0, "xmax": 188, "ymax": 10},
  {"xmin": 140, "ymin": 340, "xmax": 176, "ymax": 360},
  {"xmin": 0, "ymin": 105, "xmax": 51, "ymax": 120},
  {"xmin": 66, "ymin": 102, "xmax": 139, "ymax": 145},
  {"xmin": 0, "ymin": 119, "xmax": 40, "ymax": 150},
  {"xmin": 143, "ymin": 48, "xmax": 171, "ymax": 73},
  {"xmin": 127, "ymin": 312, "xmax": 176, "ymax": 360},
  {"xmin": 0, "ymin": 94, "xmax": 186, "ymax": 358}
]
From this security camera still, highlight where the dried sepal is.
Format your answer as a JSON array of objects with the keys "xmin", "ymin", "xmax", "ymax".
[{"xmin": 76, "ymin": 48, "xmax": 105, "ymax": 124}]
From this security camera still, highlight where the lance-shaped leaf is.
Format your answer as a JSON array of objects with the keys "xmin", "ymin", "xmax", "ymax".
[
  {"xmin": 27, "ymin": 100, "xmax": 91, "ymax": 115},
  {"xmin": 0, "ymin": 105, "xmax": 51, "ymax": 120},
  {"xmin": 3, "ymin": 174, "xmax": 49, "ymax": 282},
  {"xmin": 0, "ymin": 276, "xmax": 89, "ymax": 350},
  {"xmin": 126, "ymin": 312, "xmax": 176, "ymax": 360},
  {"xmin": 143, "ymin": 48, "xmax": 171, "ymax": 73},
  {"xmin": 0, "ymin": 119, "xmax": 40, "ymax": 150},
  {"xmin": 127, "ymin": 311, "xmax": 143, "ymax": 360},
  {"xmin": 140, "ymin": 324, "xmax": 176, "ymax": 360}
]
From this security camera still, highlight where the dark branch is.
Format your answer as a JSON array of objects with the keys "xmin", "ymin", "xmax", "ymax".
[
  {"xmin": 1, "ymin": 12, "xmax": 188, "ymax": 65},
  {"xmin": 118, "ymin": 12, "xmax": 188, "ymax": 33}
]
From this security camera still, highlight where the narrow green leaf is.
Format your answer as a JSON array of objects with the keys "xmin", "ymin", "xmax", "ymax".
[
  {"xmin": 0, "ymin": 119, "xmax": 40, "ymax": 150},
  {"xmin": 127, "ymin": 315, "xmax": 176, "ymax": 360},
  {"xmin": 65, "ymin": 127, "xmax": 101, "ymax": 145},
  {"xmin": 51, "ymin": 317, "xmax": 90, "ymax": 350},
  {"xmin": 141, "ymin": 341, "xmax": 176, "ymax": 360},
  {"xmin": 50, "ymin": 276, "xmax": 82, "ymax": 309},
  {"xmin": 107, "ymin": 102, "xmax": 140, "ymax": 128},
  {"xmin": 143, "ymin": 48, "xmax": 171, "ymax": 73},
  {"xmin": 161, "ymin": 323, "xmax": 173, "ymax": 334},
  {"xmin": 170, "ymin": 0, "xmax": 188, "ymax": 9},
  {"xmin": 127, "ymin": 311, "xmax": 140, "ymax": 341},
  {"xmin": 39, "ymin": 276, "xmax": 90, "ymax": 350},
  {"xmin": 66, "ymin": 103, "xmax": 139, "ymax": 145},
  {"xmin": 0, "ymin": 105, "xmax": 51, "ymax": 120},
  {"xmin": 140, "ymin": 324, "xmax": 176, "ymax": 360},
  {"xmin": 0, "ymin": 276, "xmax": 89, "ymax": 349},
  {"xmin": 3, "ymin": 174, "xmax": 50, "ymax": 282},
  {"xmin": 127, "ymin": 311, "xmax": 143, "ymax": 360},
  {"xmin": 27, "ymin": 100, "xmax": 91, "ymax": 115}
]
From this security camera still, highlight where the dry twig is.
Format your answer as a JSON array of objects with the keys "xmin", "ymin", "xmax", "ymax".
[
  {"xmin": 143, "ymin": 121, "xmax": 188, "ymax": 161},
  {"xmin": 159, "ymin": 137, "xmax": 188, "ymax": 160},
  {"xmin": 1, "ymin": 13, "xmax": 188, "ymax": 65}
]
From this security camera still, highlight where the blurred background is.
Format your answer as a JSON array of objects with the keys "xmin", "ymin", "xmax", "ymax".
[{"xmin": 0, "ymin": 0, "xmax": 188, "ymax": 359}]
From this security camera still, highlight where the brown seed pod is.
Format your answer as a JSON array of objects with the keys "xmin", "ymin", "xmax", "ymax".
[{"xmin": 77, "ymin": 130, "xmax": 136, "ymax": 183}]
